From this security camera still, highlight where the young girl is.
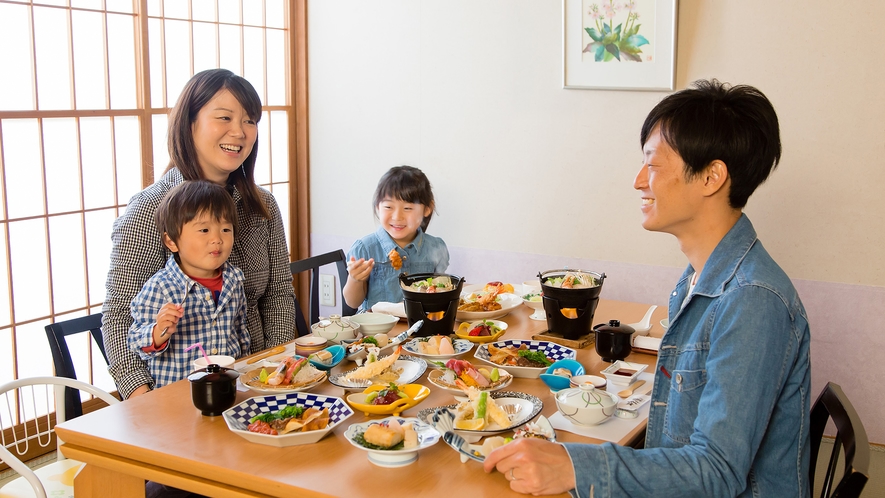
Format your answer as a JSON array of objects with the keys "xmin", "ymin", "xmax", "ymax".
[{"xmin": 343, "ymin": 166, "xmax": 450, "ymax": 311}]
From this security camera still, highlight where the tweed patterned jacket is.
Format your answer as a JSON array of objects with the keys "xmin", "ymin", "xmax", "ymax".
[{"xmin": 103, "ymin": 168, "xmax": 296, "ymax": 398}]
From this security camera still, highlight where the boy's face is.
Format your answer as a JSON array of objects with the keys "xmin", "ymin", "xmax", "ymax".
[
  {"xmin": 633, "ymin": 126, "xmax": 708, "ymax": 237},
  {"xmin": 163, "ymin": 211, "xmax": 233, "ymax": 279}
]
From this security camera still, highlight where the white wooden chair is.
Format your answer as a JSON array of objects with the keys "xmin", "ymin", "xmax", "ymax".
[{"xmin": 0, "ymin": 376, "xmax": 119, "ymax": 498}]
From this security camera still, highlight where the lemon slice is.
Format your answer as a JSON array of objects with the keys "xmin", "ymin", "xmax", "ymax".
[{"xmin": 454, "ymin": 418, "xmax": 485, "ymax": 431}]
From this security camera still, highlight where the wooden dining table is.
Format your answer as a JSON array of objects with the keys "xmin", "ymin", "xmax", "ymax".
[{"xmin": 56, "ymin": 299, "xmax": 667, "ymax": 498}]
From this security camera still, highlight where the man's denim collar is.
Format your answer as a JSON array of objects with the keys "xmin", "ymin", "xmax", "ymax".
[{"xmin": 682, "ymin": 213, "xmax": 758, "ymax": 298}]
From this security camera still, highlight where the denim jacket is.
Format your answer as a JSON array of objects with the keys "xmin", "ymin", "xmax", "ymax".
[
  {"xmin": 564, "ymin": 215, "xmax": 811, "ymax": 497},
  {"xmin": 347, "ymin": 226, "xmax": 450, "ymax": 312}
]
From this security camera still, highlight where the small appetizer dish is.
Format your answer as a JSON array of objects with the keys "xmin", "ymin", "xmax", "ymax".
[
  {"xmin": 520, "ymin": 288, "xmax": 546, "ymax": 321},
  {"xmin": 474, "ymin": 340, "xmax": 576, "ymax": 379},
  {"xmin": 223, "ymin": 392, "xmax": 353, "ymax": 447},
  {"xmin": 539, "ymin": 359, "xmax": 586, "ymax": 392},
  {"xmin": 293, "ymin": 335, "xmax": 328, "ymax": 357},
  {"xmin": 426, "ymin": 359, "xmax": 513, "ymax": 395},
  {"xmin": 306, "ymin": 344, "xmax": 345, "ymax": 371},
  {"xmin": 403, "ymin": 335, "xmax": 473, "ymax": 360},
  {"xmin": 345, "ymin": 383, "xmax": 431, "ymax": 416},
  {"xmin": 241, "ymin": 356, "xmax": 327, "ymax": 394},
  {"xmin": 344, "ymin": 416, "xmax": 440, "ymax": 468},
  {"xmin": 600, "ymin": 360, "xmax": 649, "ymax": 386},
  {"xmin": 454, "ymin": 320, "xmax": 508, "ymax": 344},
  {"xmin": 329, "ymin": 347, "xmax": 427, "ymax": 391},
  {"xmin": 418, "ymin": 389, "xmax": 543, "ymax": 443},
  {"xmin": 342, "ymin": 332, "xmax": 400, "ymax": 363}
]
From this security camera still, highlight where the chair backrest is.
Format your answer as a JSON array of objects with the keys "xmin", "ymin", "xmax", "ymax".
[
  {"xmin": 0, "ymin": 376, "xmax": 119, "ymax": 497},
  {"xmin": 809, "ymin": 382, "xmax": 870, "ymax": 498},
  {"xmin": 290, "ymin": 249, "xmax": 357, "ymax": 333},
  {"xmin": 44, "ymin": 313, "xmax": 108, "ymax": 420}
]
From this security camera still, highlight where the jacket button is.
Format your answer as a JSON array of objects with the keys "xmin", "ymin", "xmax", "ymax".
[{"xmin": 675, "ymin": 373, "xmax": 682, "ymax": 384}]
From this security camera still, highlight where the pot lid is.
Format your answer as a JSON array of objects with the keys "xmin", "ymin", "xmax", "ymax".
[
  {"xmin": 312, "ymin": 314, "xmax": 359, "ymax": 333},
  {"xmin": 593, "ymin": 319, "xmax": 635, "ymax": 335},
  {"xmin": 557, "ymin": 384, "xmax": 617, "ymax": 408},
  {"xmin": 188, "ymin": 363, "xmax": 240, "ymax": 383}
]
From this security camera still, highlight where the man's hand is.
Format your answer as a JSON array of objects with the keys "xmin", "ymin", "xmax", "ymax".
[{"xmin": 483, "ymin": 438, "xmax": 577, "ymax": 495}]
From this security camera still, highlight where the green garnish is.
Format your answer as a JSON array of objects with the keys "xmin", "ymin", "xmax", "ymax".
[
  {"xmin": 352, "ymin": 432, "xmax": 405, "ymax": 451},
  {"xmin": 362, "ymin": 336, "xmax": 379, "ymax": 346},
  {"xmin": 249, "ymin": 405, "xmax": 305, "ymax": 423},
  {"xmin": 518, "ymin": 350, "xmax": 553, "ymax": 366}
]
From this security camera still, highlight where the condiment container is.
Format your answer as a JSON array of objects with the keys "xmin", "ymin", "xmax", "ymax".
[{"xmin": 188, "ymin": 364, "xmax": 240, "ymax": 416}]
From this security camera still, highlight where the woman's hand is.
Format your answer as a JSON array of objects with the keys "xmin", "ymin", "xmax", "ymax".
[
  {"xmin": 152, "ymin": 303, "xmax": 184, "ymax": 347},
  {"xmin": 483, "ymin": 438, "xmax": 577, "ymax": 495}
]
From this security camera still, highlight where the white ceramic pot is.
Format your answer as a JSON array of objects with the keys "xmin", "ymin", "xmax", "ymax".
[
  {"xmin": 311, "ymin": 315, "xmax": 361, "ymax": 344},
  {"xmin": 555, "ymin": 385, "xmax": 618, "ymax": 426}
]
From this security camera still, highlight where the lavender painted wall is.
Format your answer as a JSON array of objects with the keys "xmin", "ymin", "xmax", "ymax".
[{"xmin": 312, "ymin": 233, "xmax": 885, "ymax": 443}]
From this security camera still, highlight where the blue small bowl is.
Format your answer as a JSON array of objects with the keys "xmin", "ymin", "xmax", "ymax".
[
  {"xmin": 308, "ymin": 344, "xmax": 345, "ymax": 371},
  {"xmin": 539, "ymin": 359, "xmax": 586, "ymax": 392}
]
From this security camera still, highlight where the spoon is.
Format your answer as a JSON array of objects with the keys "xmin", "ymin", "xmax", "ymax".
[
  {"xmin": 617, "ymin": 380, "xmax": 646, "ymax": 398},
  {"xmin": 625, "ymin": 305, "xmax": 657, "ymax": 335}
]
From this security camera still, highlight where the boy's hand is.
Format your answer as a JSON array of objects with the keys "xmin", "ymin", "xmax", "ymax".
[
  {"xmin": 153, "ymin": 303, "xmax": 184, "ymax": 347},
  {"xmin": 346, "ymin": 256, "xmax": 374, "ymax": 282}
]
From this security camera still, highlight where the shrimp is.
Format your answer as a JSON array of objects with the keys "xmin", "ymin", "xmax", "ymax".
[{"xmin": 344, "ymin": 346, "xmax": 402, "ymax": 381}]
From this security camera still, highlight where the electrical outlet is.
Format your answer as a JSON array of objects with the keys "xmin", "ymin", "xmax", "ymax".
[{"xmin": 320, "ymin": 274, "xmax": 336, "ymax": 307}]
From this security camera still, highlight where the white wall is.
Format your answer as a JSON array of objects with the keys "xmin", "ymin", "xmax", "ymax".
[{"xmin": 307, "ymin": 0, "xmax": 885, "ymax": 441}]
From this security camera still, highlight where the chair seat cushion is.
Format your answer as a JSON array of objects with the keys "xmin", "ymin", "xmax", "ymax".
[{"xmin": 0, "ymin": 459, "xmax": 82, "ymax": 498}]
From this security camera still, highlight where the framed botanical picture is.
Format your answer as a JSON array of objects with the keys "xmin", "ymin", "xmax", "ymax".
[{"xmin": 563, "ymin": 0, "xmax": 677, "ymax": 91}]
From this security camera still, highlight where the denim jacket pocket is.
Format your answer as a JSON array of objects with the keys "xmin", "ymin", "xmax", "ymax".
[{"xmin": 664, "ymin": 367, "xmax": 708, "ymax": 444}]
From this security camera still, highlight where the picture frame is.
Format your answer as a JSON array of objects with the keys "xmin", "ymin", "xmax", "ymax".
[{"xmin": 563, "ymin": 0, "xmax": 677, "ymax": 91}]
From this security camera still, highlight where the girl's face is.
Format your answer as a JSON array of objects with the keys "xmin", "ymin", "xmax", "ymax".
[
  {"xmin": 164, "ymin": 211, "xmax": 234, "ymax": 279},
  {"xmin": 191, "ymin": 89, "xmax": 258, "ymax": 184},
  {"xmin": 377, "ymin": 197, "xmax": 432, "ymax": 248}
]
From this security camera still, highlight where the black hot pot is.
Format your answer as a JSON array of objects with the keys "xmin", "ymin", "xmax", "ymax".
[
  {"xmin": 538, "ymin": 269, "xmax": 606, "ymax": 340},
  {"xmin": 399, "ymin": 273, "xmax": 465, "ymax": 337}
]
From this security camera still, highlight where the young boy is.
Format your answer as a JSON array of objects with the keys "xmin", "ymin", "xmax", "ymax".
[
  {"xmin": 128, "ymin": 180, "xmax": 250, "ymax": 389},
  {"xmin": 484, "ymin": 80, "xmax": 811, "ymax": 497}
]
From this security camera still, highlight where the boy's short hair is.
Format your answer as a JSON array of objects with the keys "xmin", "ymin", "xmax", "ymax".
[
  {"xmin": 640, "ymin": 79, "xmax": 782, "ymax": 209},
  {"xmin": 155, "ymin": 181, "xmax": 238, "ymax": 246}
]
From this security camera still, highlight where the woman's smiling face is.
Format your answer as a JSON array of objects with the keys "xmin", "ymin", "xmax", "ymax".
[{"xmin": 191, "ymin": 88, "xmax": 258, "ymax": 184}]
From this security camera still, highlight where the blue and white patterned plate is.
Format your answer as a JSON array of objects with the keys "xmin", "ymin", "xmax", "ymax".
[
  {"xmin": 474, "ymin": 340, "xmax": 577, "ymax": 378},
  {"xmin": 344, "ymin": 416, "xmax": 440, "ymax": 468},
  {"xmin": 223, "ymin": 393, "xmax": 353, "ymax": 447},
  {"xmin": 402, "ymin": 337, "xmax": 473, "ymax": 361}
]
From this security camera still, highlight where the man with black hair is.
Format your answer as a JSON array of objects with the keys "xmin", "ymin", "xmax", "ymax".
[{"xmin": 484, "ymin": 80, "xmax": 811, "ymax": 498}]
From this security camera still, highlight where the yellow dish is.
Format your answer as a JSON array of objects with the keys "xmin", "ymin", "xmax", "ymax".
[
  {"xmin": 345, "ymin": 384, "xmax": 431, "ymax": 417},
  {"xmin": 455, "ymin": 320, "xmax": 508, "ymax": 343}
]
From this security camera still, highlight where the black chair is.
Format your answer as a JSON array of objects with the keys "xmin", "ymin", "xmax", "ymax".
[
  {"xmin": 44, "ymin": 313, "xmax": 109, "ymax": 419},
  {"xmin": 809, "ymin": 382, "xmax": 869, "ymax": 498},
  {"xmin": 291, "ymin": 249, "xmax": 357, "ymax": 335}
]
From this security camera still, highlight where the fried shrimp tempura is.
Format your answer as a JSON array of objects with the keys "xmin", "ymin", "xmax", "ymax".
[{"xmin": 388, "ymin": 249, "xmax": 403, "ymax": 270}]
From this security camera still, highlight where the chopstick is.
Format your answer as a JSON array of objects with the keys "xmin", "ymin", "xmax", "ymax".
[{"xmin": 246, "ymin": 345, "xmax": 287, "ymax": 364}]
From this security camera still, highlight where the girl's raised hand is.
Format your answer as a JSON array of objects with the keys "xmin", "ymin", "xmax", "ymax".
[{"xmin": 346, "ymin": 256, "xmax": 374, "ymax": 282}]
